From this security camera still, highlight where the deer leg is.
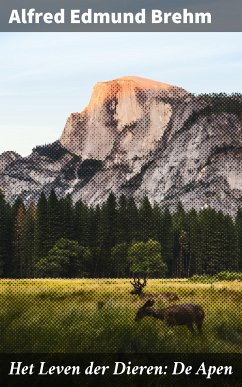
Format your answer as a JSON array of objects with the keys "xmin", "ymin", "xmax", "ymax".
[
  {"xmin": 164, "ymin": 320, "xmax": 176, "ymax": 335},
  {"xmin": 186, "ymin": 323, "xmax": 195, "ymax": 334},
  {"xmin": 196, "ymin": 319, "xmax": 203, "ymax": 334}
]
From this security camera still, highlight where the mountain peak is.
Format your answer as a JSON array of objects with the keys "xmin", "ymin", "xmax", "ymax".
[
  {"xmin": 1, "ymin": 81, "xmax": 242, "ymax": 216},
  {"xmin": 61, "ymin": 76, "xmax": 186, "ymax": 160},
  {"xmin": 96, "ymin": 76, "xmax": 177, "ymax": 90},
  {"xmin": 0, "ymin": 151, "xmax": 22, "ymax": 173},
  {"xmin": 85, "ymin": 76, "xmax": 184, "ymax": 112}
]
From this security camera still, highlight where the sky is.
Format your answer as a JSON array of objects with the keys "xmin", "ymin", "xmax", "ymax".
[{"xmin": 0, "ymin": 32, "xmax": 242, "ymax": 156}]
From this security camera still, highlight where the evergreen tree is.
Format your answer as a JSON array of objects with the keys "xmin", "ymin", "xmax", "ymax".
[
  {"xmin": 0, "ymin": 189, "xmax": 240, "ymax": 278},
  {"xmin": 13, "ymin": 200, "xmax": 26, "ymax": 277},
  {"xmin": 60, "ymin": 194, "xmax": 74, "ymax": 240},
  {"xmin": 219, "ymin": 213, "xmax": 239, "ymax": 272},
  {"xmin": 104, "ymin": 192, "xmax": 118, "ymax": 248},
  {"xmin": 0, "ymin": 192, "xmax": 8, "ymax": 276},
  {"xmin": 74, "ymin": 200, "xmax": 90, "ymax": 246},
  {"xmin": 88, "ymin": 206, "xmax": 100, "ymax": 276},
  {"xmin": 139, "ymin": 197, "xmax": 155, "ymax": 241},
  {"xmin": 157, "ymin": 207, "xmax": 174, "ymax": 276},
  {"xmin": 187, "ymin": 209, "xmax": 201, "ymax": 276},
  {"xmin": 88, "ymin": 206, "xmax": 100, "ymax": 249},
  {"xmin": 46, "ymin": 189, "xmax": 62, "ymax": 252},
  {"xmin": 236, "ymin": 208, "xmax": 242, "ymax": 270},
  {"xmin": 116, "ymin": 195, "xmax": 129, "ymax": 244},
  {"xmin": 34, "ymin": 192, "xmax": 48, "ymax": 262},
  {"xmin": 20, "ymin": 203, "xmax": 36, "ymax": 277},
  {"xmin": 172, "ymin": 203, "xmax": 188, "ymax": 277},
  {"xmin": 3, "ymin": 202, "xmax": 15, "ymax": 277},
  {"xmin": 97, "ymin": 193, "xmax": 118, "ymax": 276},
  {"xmin": 197, "ymin": 209, "xmax": 238, "ymax": 275},
  {"xmin": 126, "ymin": 198, "xmax": 140, "ymax": 242},
  {"xmin": 111, "ymin": 243, "xmax": 129, "ymax": 277}
]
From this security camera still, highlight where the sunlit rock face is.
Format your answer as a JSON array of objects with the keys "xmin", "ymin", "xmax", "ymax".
[
  {"xmin": 1, "ymin": 76, "xmax": 242, "ymax": 215},
  {"xmin": 60, "ymin": 76, "xmax": 186, "ymax": 162}
]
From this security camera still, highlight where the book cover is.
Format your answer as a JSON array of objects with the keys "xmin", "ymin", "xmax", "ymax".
[{"xmin": 0, "ymin": 1, "xmax": 241, "ymax": 385}]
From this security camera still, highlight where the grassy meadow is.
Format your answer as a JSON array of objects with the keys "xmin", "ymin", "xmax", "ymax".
[{"xmin": 0, "ymin": 279, "xmax": 241, "ymax": 353}]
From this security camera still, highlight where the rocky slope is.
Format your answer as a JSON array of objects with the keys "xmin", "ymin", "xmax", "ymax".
[{"xmin": 1, "ymin": 76, "xmax": 242, "ymax": 214}]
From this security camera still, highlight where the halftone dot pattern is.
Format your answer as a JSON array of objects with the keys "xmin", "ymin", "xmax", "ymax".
[{"xmin": 0, "ymin": 77, "xmax": 241, "ymax": 355}]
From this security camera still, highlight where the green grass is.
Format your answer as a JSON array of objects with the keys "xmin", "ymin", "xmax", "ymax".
[{"xmin": 0, "ymin": 279, "xmax": 241, "ymax": 353}]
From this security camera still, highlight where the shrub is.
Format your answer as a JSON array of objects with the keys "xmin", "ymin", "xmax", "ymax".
[
  {"xmin": 214, "ymin": 272, "xmax": 242, "ymax": 281},
  {"xmin": 190, "ymin": 272, "xmax": 242, "ymax": 283}
]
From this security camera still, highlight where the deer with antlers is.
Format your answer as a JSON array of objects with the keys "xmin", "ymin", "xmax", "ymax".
[
  {"xmin": 130, "ymin": 277, "xmax": 179, "ymax": 302},
  {"xmin": 135, "ymin": 299, "xmax": 205, "ymax": 334},
  {"xmin": 130, "ymin": 277, "xmax": 147, "ymax": 295}
]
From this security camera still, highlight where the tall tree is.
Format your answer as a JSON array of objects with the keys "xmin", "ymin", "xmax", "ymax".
[
  {"xmin": 74, "ymin": 200, "xmax": 90, "ymax": 246},
  {"xmin": 126, "ymin": 198, "xmax": 140, "ymax": 242},
  {"xmin": 3, "ymin": 202, "xmax": 15, "ymax": 277},
  {"xmin": 116, "ymin": 195, "xmax": 129, "ymax": 244},
  {"xmin": 187, "ymin": 209, "xmax": 201, "ymax": 276},
  {"xmin": 219, "ymin": 213, "xmax": 239, "ymax": 272},
  {"xmin": 60, "ymin": 194, "xmax": 74, "ymax": 240},
  {"xmin": 34, "ymin": 192, "xmax": 48, "ymax": 262},
  {"xmin": 139, "ymin": 197, "xmax": 155, "ymax": 241},
  {"xmin": 97, "ymin": 193, "xmax": 118, "ymax": 276},
  {"xmin": 0, "ymin": 189, "xmax": 240, "ymax": 279},
  {"xmin": 128, "ymin": 239, "xmax": 167, "ymax": 278},
  {"xmin": 111, "ymin": 243, "xmax": 129, "ymax": 277},
  {"xmin": 46, "ymin": 189, "xmax": 62, "ymax": 252},
  {"xmin": 172, "ymin": 203, "xmax": 188, "ymax": 277},
  {"xmin": 0, "ymin": 191, "xmax": 8, "ymax": 276},
  {"xmin": 20, "ymin": 203, "xmax": 36, "ymax": 277},
  {"xmin": 157, "ymin": 207, "xmax": 174, "ymax": 276},
  {"xmin": 236, "ymin": 208, "xmax": 242, "ymax": 270},
  {"xmin": 13, "ymin": 200, "xmax": 26, "ymax": 277}
]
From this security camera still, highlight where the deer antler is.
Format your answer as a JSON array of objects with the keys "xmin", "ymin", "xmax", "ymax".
[
  {"xmin": 130, "ymin": 277, "xmax": 147, "ymax": 288},
  {"xmin": 139, "ymin": 278, "xmax": 147, "ymax": 288},
  {"xmin": 130, "ymin": 277, "xmax": 140, "ymax": 288}
]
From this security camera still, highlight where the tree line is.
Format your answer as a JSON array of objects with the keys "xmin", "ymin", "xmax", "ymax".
[{"xmin": 0, "ymin": 189, "xmax": 241, "ymax": 278}]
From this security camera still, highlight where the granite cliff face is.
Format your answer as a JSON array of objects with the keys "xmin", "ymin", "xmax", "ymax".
[
  {"xmin": 60, "ymin": 76, "xmax": 187, "ymax": 161},
  {"xmin": 1, "ymin": 76, "xmax": 242, "ymax": 214}
]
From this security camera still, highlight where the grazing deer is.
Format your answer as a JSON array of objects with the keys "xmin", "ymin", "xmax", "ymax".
[
  {"xmin": 130, "ymin": 277, "xmax": 179, "ymax": 302},
  {"xmin": 135, "ymin": 299, "xmax": 205, "ymax": 334}
]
